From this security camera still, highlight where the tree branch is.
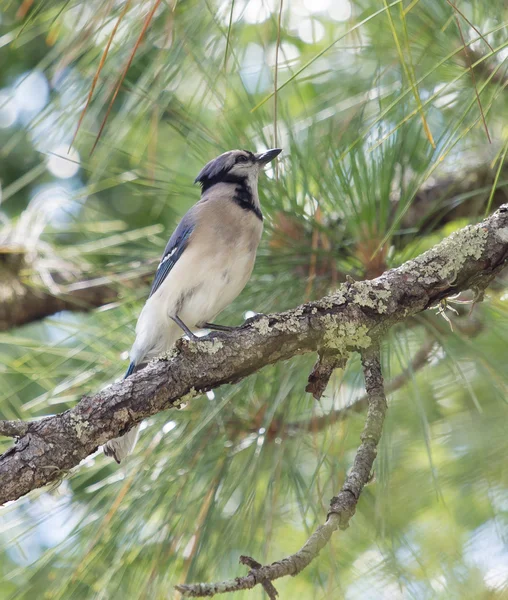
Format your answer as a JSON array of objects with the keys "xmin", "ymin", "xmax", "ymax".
[
  {"xmin": 305, "ymin": 352, "xmax": 347, "ymax": 400},
  {"xmin": 1, "ymin": 205, "xmax": 508, "ymax": 506},
  {"xmin": 1, "ymin": 164, "xmax": 506, "ymax": 332},
  {"xmin": 401, "ymin": 163, "xmax": 508, "ymax": 233},
  {"xmin": 234, "ymin": 334, "xmax": 439, "ymax": 441},
  {"xmin": 285, "ymin": 336, "xmax": 435, "ymax": 436},
  {"xmin": 174, "ymin": 346, "xmax": 387, "ymax": 597},
  {"xmin": 0, "ymin": 251, "xmax": 153, "ymax": 331}
]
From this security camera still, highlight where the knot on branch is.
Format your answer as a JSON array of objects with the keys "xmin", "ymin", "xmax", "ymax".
[
  {"xmin": 305, "ymin": 352, "xmax": 346, "ymax": 400},
  {"xmin": 327, "ymin": 489, "xmax": 358, "ymax": 530},
  {"xmin": 239, "ymin": 556, "xmax": 279, "ymax": 599}
]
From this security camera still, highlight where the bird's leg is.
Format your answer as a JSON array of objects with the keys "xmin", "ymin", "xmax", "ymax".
[
  {"xmin": 171, "ymin": 315, "xmax": 200, "ymax": 340},
  {"xmin": 201, "ymin": 322, "xmax": 237, "ymax": 332}
]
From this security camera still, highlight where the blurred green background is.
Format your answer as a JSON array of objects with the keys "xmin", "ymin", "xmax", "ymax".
[{"xmin": 1, "ymin": 0, "xmax": 508, "ymax": 598}]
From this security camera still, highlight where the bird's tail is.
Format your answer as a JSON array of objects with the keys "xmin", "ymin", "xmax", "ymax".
[
  {"xmin": 103, "ymin": 362, "xmax": 140, "ymax": 463},
  {"xmin": 124, "ymin": 361, "xmax": 136, "ymax": 378}
]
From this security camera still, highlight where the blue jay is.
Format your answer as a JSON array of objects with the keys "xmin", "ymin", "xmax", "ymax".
[{"xmin": 104, "ymin": 148, "xmax": 282, "ymax": 462}]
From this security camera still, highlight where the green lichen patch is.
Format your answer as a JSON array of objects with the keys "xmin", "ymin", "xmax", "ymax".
[
  {"xmin": 173, "ymin": 387, "xmax": 197, "ymax": 408},
  {"xmin": 274, "ymin": 314, "xmax": 301, "ymax": 333},
  {"xmin": 252, "ymin": 317, "xmax": 271, "ymax": 335},
  {"xmin": 496, "ymin": 227, "xmax": 508, "ymax": 243},
  {"xmin": 329, "ymin": 288, "xmax": 347, "ymax": 305},
  {"xmin": 402, "ymin": 225, "xmax": 488, "ymax": 282},
  {"xmin": 158, "ymin": 346, "xmax": 179, "ymax": 361},
  {"xmin": 321, "ymin": 314, "xmax": 371, "ymax": 354},
  {"xmin": 189, "ymin": 339, "xmax": 223, "ymax": 355},
  {"xmin": 319, "ymin": 299, "xmax": 334, "ymax": 309},
  {"xmin": 314, "ymin": 288, "xmax": 347, "ymax": 312},
  {"xmin": 351, "ymin": 281, "xmax": 391, "ymax": 314},
  {"xmin": 70, "ymin": 413, "xmax": 90, "ymax": 440}
]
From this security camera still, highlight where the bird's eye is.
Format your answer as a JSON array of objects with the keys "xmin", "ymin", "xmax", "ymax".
[{"xmin": 236, "ymin": 155, "xmax": 248, "ymax": 163}]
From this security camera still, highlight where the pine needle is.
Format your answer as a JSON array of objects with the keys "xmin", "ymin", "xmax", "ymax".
[
  {"xmin": 90, "ymin": 0, "xmax": 162, "ymax": 155},
  {"xmin": 383, "ymin": 0, "xmax": 435, "ymax": 148},
  {"xmin": 485, "ymin": 137, "xmax": 508, "ymax": 216},
  {"xmin": 251, "ymin": 0, "xmax": 403, "ymax": 113},
  {"xmin": 445, "ymin": 0, "xmax": 494, "ymax": 52},
  {"xmin": 69, "ymin": 0, "xmax": 133, "ymax": 152},
  {"xmin": 273, "ymin": 0, "xmax": 283, "ymax": 179},
  {"xmin": 224, "ymin": 0, "xmax": 235, "ymax": 70},
  {"xmin": 453, "ymin": 12, "xmax": 491, "ymax": 143}
]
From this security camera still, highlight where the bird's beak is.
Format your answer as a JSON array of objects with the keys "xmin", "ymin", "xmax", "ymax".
[{"xmin": 255, "ymin": 148, "xmax": 282, "ymax": 165}]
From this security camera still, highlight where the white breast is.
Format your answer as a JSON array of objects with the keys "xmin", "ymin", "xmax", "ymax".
[
  {"xmin": 169, "ymin": 207, "xmax": 262, "ymax": 326},
  {"xmin": 178, "ymin": 240, "xmax": 257, "ymax": 327},
  {"xmin": 130, "ymin": 199, "xmax": 263, "ymax": 364}
]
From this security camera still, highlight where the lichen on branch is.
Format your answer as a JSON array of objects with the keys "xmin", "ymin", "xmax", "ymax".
[{"xmin": 0, "ymin": 205, "xmax": 507, "ymax": 507}]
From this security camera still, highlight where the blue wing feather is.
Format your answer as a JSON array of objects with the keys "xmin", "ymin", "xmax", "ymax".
[{"xmin": 148, "ymin": 215, "xmax": 194, "ymax": 298}]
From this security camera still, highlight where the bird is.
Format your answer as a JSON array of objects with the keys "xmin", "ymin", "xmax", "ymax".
[{"xmin": 103, "ymin": 147, "xmax": 282, "ymax": 463}]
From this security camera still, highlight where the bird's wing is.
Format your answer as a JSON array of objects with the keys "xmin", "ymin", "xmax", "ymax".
[{"xmin": 148, "ymin": 212, "xmax": 195, "ymax": 298}]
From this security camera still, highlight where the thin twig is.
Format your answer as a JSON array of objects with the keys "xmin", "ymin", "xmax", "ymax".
[
  {"xmin": 239, "ymin": 556, "xmax": 279, "ymax": 600},
  {"xmin": 305, "ymin": 351, "xmax": 346, "ymax": 401},
  {"xmin": 175, "ymin": 347, "xmax": 387, "ymax": 597},
  {"xmin": 295, "ymin": 338, "xmax": 434, "ymax": 434}
]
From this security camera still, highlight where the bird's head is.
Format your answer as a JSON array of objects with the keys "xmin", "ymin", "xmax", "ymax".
[{"xmin": 195, "ymin": 148, "xmax": 282, "ymax": 191}]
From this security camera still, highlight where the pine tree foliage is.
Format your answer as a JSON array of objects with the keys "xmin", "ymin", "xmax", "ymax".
[{"xmin": 0, "ymin": 0, "xmax": 508, "ymax": 598}]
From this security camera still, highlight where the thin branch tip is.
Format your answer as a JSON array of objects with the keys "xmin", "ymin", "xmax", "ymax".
[{"xmin": 1, "ymin": 205, "xmax": 508, "ymax": 515}]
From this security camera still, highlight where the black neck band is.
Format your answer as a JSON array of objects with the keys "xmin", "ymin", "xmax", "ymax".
[{"xmin": 201, "ymin": 175, "xmax": 263, "ymax": 221}]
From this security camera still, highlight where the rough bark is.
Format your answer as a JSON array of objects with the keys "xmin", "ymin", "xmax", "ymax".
[
  {"xmin": 305, "ymin": 353, "xmax": 347, "ymax": 400},
  {"xmin": 1, "ymin": 205, "xmax": 508, "ymax": 506}
]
